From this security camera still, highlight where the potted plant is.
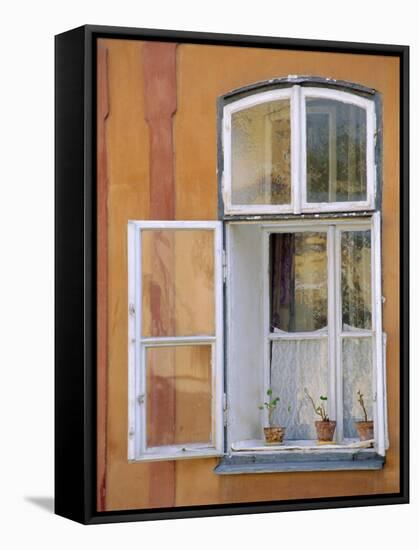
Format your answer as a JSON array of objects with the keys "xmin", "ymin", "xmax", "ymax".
[
  {"xmin": 258, "ymin": 389, "xmax": 289, "ymax": 444},
  {"xmin": 355, "ymin": 389, "xmax": 374, "ymax": 442},
  {"xmin": 304, "ymin": 388, "xmax": 336, "ymax": 442}
]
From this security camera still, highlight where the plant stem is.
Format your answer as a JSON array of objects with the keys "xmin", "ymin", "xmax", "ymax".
[{"xmin": 357, "ymin": 390, "xmax": 368, "ymax": 422}]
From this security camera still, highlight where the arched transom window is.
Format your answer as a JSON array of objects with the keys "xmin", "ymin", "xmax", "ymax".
[{"xmin": 221, "ymin": 82, "xmax": 377, "ymax": 215}]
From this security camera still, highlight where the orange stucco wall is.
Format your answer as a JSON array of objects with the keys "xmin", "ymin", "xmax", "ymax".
[{"xmin": 97, "ymin": 38, "xmax": 400, "ymax": 511}]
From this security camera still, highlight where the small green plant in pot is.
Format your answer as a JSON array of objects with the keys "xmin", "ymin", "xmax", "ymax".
[
  {"xmin": 258, "ymin": 389, "xmax": 289, "ymax": 444},
  {"xmin": 355, "ymin": 390, "xmax": 374, "ymax": 443},
  {"xmin": 304, "ymin": 388, "xmax": 336, "ymax": 443}
]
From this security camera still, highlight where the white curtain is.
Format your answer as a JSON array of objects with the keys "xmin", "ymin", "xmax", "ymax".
[
  {"xmin": 270, "ymin": 338, "xmax": 328, "ymax": 440},
  {"xmin": 342, "ymin": 337, "xmax": 373, "ymax": 438}
]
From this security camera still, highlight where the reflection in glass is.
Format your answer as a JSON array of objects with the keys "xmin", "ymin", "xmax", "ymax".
[
  {"xmin": 231, "ymin": 100, "xmax": 291, "ymax": 205},
  {"xmin": 141, "ymin": 230, "xmax": 215, "ymax": 337},
  {"xmin": 341, "ymin": 230, "xmax": 372, "ymax": 330},
  {"xmin": 306, "ymin": 98, "xmax": 367, "ymax": 203},
  {"xmin": 342, "ymin": 337, "xmax": 373, "ymax": 438},
  {"xmin": 270, "ymin": 338, "xmax": 328, "ymax": 439},
  {"xmin": 146, "ymin": 345, "xmax": 212, "ymax": 447},
  {"xmin": 270, "ymin": 232, "xmax": 327, "ymax": 332}
]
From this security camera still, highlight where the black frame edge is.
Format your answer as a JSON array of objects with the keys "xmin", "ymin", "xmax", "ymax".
[
  {"xmin": 55, "ymin": 25, "xmax": 90, "ymax": 524},
  {"xmin": 64, "ymin": 23, "xmax": 409, "ymax": 55},
  {"xmin": 400, "ymin": 44, "xmax": 410, "ymax": 503},
  {"xmin": 86, "ymin": 493, "xmax": 408, "ymax": 524}
]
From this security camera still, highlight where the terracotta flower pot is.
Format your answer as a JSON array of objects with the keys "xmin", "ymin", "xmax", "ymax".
[
  {"xmin": 315, "ymin": 420, "xmax": 336, "ymax": 442},
  {"xmin": 355, "ymin": 421, "xmax": 374, "ymax": 442},
  {"xmin": 263, "ymin": 426, "xmax": 285, "ymax": 444}
]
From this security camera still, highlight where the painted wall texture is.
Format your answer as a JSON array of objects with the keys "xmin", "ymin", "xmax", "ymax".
[{"xmin": 96, "ymin": 38, "xmax": 400, "ymax": 511}]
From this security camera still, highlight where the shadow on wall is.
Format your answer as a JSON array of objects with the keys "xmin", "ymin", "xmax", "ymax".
[{"xmin": 25, "ymin": 496, "xmax": 54, "ymax": 514}]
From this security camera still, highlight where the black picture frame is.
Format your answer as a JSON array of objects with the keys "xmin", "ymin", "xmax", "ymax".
[{"xmin": 55, "ymin": 24, "xmax": 409, "ymax": 525}]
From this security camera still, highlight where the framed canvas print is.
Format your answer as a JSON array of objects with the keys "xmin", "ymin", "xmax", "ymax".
[{"xmin": 55, "ymin": 25, "xmax": 409, "ymax": 524}]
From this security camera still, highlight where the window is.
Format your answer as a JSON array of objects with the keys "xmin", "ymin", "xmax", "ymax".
[
  {"xmin": 128, "ymin": 78, "xmax": 387, "ymax": 471},
  {"xmin": 222, "ymin": 85, "xmax": 376, "ymax": 215},
  {"xmin": 225, "ymin": 216, "xmax": 386, "ymax": 456},
  {"xmin": 127, "ymin": 221, "xmax": 224, "ymax": 461}
]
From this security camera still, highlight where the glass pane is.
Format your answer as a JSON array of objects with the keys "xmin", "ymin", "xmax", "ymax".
[
  {"xmin": 342, "ymin": 337, "xmax": 373, "ymax": 439},
  {"xmin": 270, "ymin": 338, "xmax": 328, "ymax": 440},
  {"xmin": 306, "ymin": 98, "xmax": 367, "ymax": 203},
  {"xmin": 270, "ymin": 232, "xmax": 327, "ymax": 332},
  {"xmin": 141, "ymin": 230, "xmax": 215, "ymax": 337},
  {"xmin": 146, "ymin": 345, "xmax": 213, "ymax": 447},
  {"xmin": 231, "ymin": 99, "xmax": 291, "ymax": 205},
  {"xmin": 341, "ymin": 230, "xmax": 372, "ymax": 330}
]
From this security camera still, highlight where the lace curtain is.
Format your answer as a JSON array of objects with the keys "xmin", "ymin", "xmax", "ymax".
[{"xmin": 271, "ymin": 338, "xmax": 328, "ymax": 440}]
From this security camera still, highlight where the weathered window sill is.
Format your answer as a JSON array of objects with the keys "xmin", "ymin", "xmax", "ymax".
[
  {"xmin": 214, "ymin": 441, "xmax": 385, "ymax": 474},
  {"xmin": 230, "ymin": 438, "xmax": 375, "ymax": 453}
]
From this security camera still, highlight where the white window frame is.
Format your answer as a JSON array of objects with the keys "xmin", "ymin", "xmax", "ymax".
[
  {"xmin": 222, "ymin": 85, "xmax": 376, "ymax": 216},
  {"xmin": 301, "ymin": 87, "xmax": 376, "ymax": 213},
  {"xmin": 127, "ymin": 220, "xmax": 224, "ymax": 461},
  {"xmin": 257, "ymin": 213, "xmax": 387, "ymax": 455},
  {"xmin": 222, "ymin": 87, "xmax": 296, "ymax": 215}
]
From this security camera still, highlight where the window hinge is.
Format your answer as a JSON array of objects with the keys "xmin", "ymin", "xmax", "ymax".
[
  {"xmin": 129, "ymin": 303, "xmax": 135, "ymax": 316},
  {"xmin": 137, "ymin": 394, "xmax": 145, "ymax": 405},
  {"xmin": 223, "ymin": 392, "xmax": 228, "ymax": 427},
  {"xmin": 222, "ymin": 249, "xmax": 228, "ymax": 283}
]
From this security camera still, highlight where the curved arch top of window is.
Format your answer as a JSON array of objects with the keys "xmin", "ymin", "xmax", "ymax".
[{"xmin": 219, "ymin": 78, "xmax": 380, "ymax": 216}]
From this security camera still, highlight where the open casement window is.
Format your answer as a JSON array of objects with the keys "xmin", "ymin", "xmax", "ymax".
[
  {"xmin": 221, "ymin": 84, "xmax": 377, "ymax": 216},
  {"xmin": 127, "ymin": 215, "xmax": 387, "ymax": 468},
  {"xmin": 127, "ymin": 221, "xmax": 224, "ymax": 461},
  {"xmin": 225, "ymin": 213, "xmax": 387, "ymax": 459}
]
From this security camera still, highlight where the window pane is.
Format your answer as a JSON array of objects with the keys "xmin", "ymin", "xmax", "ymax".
[
  {"xmin": 141, "ymin": 230, "xmax": 215, "ymax": 337},
  {"xmin": 306, "ymin": 98, "xmax": 367, "ymax": 203},
  {"xmin": 342, "ymin": 337, "xmax": 373, "ymax": 439},
  {"xmin": 231, "ymin": 100, "xmax": 291, "ymax": 205},
  {"xmin": 341, "ymin": 230, "xmax": 372, "ymax": 330},
  {"xmin": 146, "ymin": 345, "xmax": 213, "ymax": 447},
  {"xmin": 270, "ymin": 232, "xmax": 327, "ymax": 332},
  {"xmin": 270, "ymin": 338, "xmax": 328, "ymax": 440}
]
